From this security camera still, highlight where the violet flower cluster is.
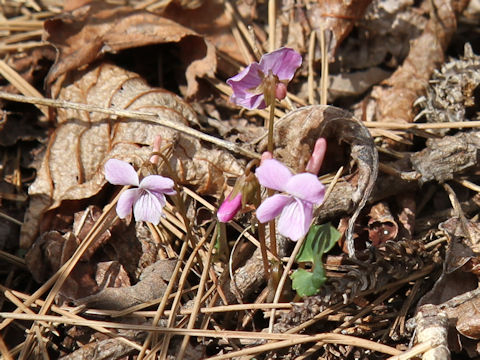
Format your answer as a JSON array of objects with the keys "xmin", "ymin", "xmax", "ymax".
[
  {"xmin": 104, "ymin": 159, "xmax": 176, "ymax": 225},
  {"xmin": 226, "ymin": 47, "xmax": 302, "ymax": 109}
]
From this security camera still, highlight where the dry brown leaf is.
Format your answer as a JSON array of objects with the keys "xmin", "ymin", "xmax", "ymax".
[
  {"xmin": 368, "ymin": 0, "xmax": 469, "ymax": 125},
  {"xmin": 44, "ymin": 1, "xmax": 216, "ymax": 97},
  {"xmin": 76, "ymin": 259, "xmax": 176, "ymax": 310},
  {"xmin": 264, "ymin": 105, "xmax": 377, "ymax": 256},
  {"xmin": 20, "ymin": 63, "xmax": 243, "ymax": 248},
  {"xmin": 368, "ymin": 202, "xmax": 399, "ymax": 246},
  {"xmin": 410, "ymin": 131, "xmax": 480, "ymax": 184},
  {"xmin": 306, "ymin": 0, "xmax": 374, "ymax": 59},
  {"xmin": 161, "ymin": 0, "xmax": 246, "ymax": 67}
]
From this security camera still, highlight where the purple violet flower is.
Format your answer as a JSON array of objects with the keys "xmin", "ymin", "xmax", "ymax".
[
  {"xmin": 255, "ymin": 159, "xmax": 325, "ymax": 241},
  {"xmin": 217, "ymin": 192, "xmax": 242, "ymax": 223},
  {"xmin": 104, "ymin": 159, "xmax": 176, "ymax": 225},
  {"xmin": 227, "ymin": 47, "xmax": 302, "ymax": 109}
]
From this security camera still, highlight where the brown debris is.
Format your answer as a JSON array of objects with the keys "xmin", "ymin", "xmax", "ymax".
[
  {"xmin": 368, "ymin": 0, "xmax": 469, "ymax": 125},
  {"xmin": 20, "ymin": 62, "xmax": 243, "ymax": 247},
  {"xmin": 368, "ymin": 202, "xmax": 399, "ymax": 246},
  {"xmin": 44, "ymin": 1, "xmax": 216, "ymax": 97}
]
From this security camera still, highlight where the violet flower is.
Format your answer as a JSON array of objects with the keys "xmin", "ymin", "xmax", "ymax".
[
  {"xmin": 104, "ymin": 159, "xmax": 176, "ymax": 225},
  {"xmin": 227, "ymin": 47, "xmax": 302, "ymax": 109},
  {"xmin": 255, "ymin": 159, "xmax": 325, "ymax": 241}
]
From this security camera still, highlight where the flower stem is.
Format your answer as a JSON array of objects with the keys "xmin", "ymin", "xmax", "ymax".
[
  {"xmin": 267, "ymin": 101, "xmax": 275, "ymax": 154},
  {"xmin": 256, "ymin": 183, "xmax": 270, "ymax": 278},
  {"xmin": 267, "ymin": 100, "xmax": 278, "ymax": 257}
]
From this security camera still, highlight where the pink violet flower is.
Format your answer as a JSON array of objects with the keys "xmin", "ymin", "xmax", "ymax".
[
  {"xmin": 104, "ymin": 159, "xmax": 176, "ymax": 225},
  {"xmin": 255, "ymin": 159, "xmax": 325, "ymax": 241},
  {"xmin": 226, "ymin": 47, "xmax": 302, "ymax": 109}
]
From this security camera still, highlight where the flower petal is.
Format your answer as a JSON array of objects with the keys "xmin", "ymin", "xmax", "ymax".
[
  {"xmin": 277, "ymin": 199, "xmax": 313, "ymax": 241},
  {"xmin": 259, "ymin": 47, "xmax": 302, "ymax": 81},
  {"xmin": 133, "ymin": 190, "xmax": 166, "ymax": 225},
  {"xmin": 116, "ymin": 188, "xmax": 139, "ymax": 218},
  {"xmin": 139, "ymin": 175, "xmax": 176, "ymax": 195},
  {"xmin": 256, "ymin": 194, "xmax": 292, "ymax": 223},
  {"xmin": 227, "ymin": 62, "xmax": 266, "ymax": 109},
  {"xmin": 285, "ymin": 173, "xmax": 325, "ymax": 204},
  {"xmin": 218, "ymin": 193, "xmax": 242, "ymax": 222},
  {"xmin": 105, "ymin": 159, "xmax": 139, "ymax": 186},
  {"xmin": 255, "ymin": 159, "xmax": 292, "ymax": 191}
]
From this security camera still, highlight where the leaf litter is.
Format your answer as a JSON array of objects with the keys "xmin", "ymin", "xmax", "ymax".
[{"xmin": 1, "ymin": 0, "xmax": 480, "ymax": 359}]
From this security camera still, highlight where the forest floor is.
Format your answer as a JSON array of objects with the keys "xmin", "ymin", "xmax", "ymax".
[{"xmin": 1, "ymin": 0, "xmax": 480, "ymax": 359}]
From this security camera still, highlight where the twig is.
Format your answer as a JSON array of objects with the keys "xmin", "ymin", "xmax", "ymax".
[
  {"xmin": 268, "ymin": 0, "xmax": 276, "ymax": 52},
  {"xmin": 0, "ymin": 91, "xmax": 260, "ymax": 159}
]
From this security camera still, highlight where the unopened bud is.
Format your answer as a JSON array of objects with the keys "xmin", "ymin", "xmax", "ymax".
[
  {"xmin": 217, "ymin": 193, "xmax": 242, "ymax": 222},
  {"xmin": 305, "ymin": 138, "xmax": 327, "ymax": 175},
  {"xmin": 275, "ymin": 82, "xmax": 287, "ymax": 100}
]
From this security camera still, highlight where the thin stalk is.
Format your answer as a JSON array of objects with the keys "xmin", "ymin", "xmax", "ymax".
[{"xmin": 266, "ymin": 100, "xmax": 277, "ymax": 257}]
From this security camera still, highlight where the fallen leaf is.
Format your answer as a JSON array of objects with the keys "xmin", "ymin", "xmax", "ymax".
[
  {"xmin": 367, "ymin": 0, "xmax": 469, "ymax": 126},
  {"xmin": 265, "ymin": 105, "xmax": 378, "ymax": 256},
  {"xmin": 77, "ymin": 259, "xmax": 176, "ymax": 310},
  {"xmin": 306, "ymin": 0, "xmax": 374, "ymax": 59},
  {"xmin": 410, "ymin": 131, "xmax": 480, "ymax": 184},
  {"xmin": 368, "ymin": 202, "xmax": 399, "ymax": 246},
  {"xmin": 44, "ymin": 1, "xmax": 216, "ymax": 97},
  {"xmin": 20, "ymin": 63, "xmax": 243, "ymax": 248}
]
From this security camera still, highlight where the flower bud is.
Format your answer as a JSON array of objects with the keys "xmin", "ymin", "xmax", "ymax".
[
  {"xmin": 305, "ymin": 138, "xmax": 327, "ymax": 175},
  {"xmin": 217, "ymin": 192, "xmax": 242, "ymax": 222}
]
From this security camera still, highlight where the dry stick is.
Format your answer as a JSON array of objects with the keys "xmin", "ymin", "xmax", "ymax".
[
  {"xmin": 307, "ymin": 31, "xmax": 316, "ymax": 105},
  {"xmin": 268, "ymin": 0, "xmax": 276, "ymax": 52},
  {"xmin": 387, "ymin": 341, "xmax": 437, "ymax": 360},
  {"xmin": 224, "ymin": 0, "xmax": 263, "ymax": 60},
  {"xmin": 157, "ymin": 225, "xmax": 214, "ymax": 360},
  {"xmin": 135, "ymin": 231, "xmax": 191, "ymax": 360},
  {"xmin": 334, "ymin": 284, "xmax": 403, "ymax": 334},
  {"xmin": 363, "ymin": 120, "xmax": 480, "ymax": 130},
  {"xmin": 286, "ymin": 264, "xmax": 436, "ymax": 335},
  {"xmin": 0, "ymin": 332, "xmax": 13, "ymax": 360},
  {"xmin": 0, "ymin": 312, "xmax": 401, "ymax": 358},
  {"xmin": 0, "ymin": 313, "xmax": 308, "ymax": 340},
  {"xmin": 319, "ymin": 26, "xmax": 328, "ymax": 106},
  {"xmin": 0, "ymin": 60, "xmax": 48, "ymax": 116},
  {"xmin": 138, "ymin": 157, "xmax": 201, "ymax": 360},
  {"xmin": 0, "ymin": 92, "xmax": 260, "ymax": 160},
  {"xmin": 268, "ymin": 235, "xmax": 305, "ymax": 333},
  {"xmin": 177, "ymin": 226, "xmax": 218, "ymax": 360},
  {"xmin": 207, "ymin": 332, "xmax": 401, "ymax": 360},
  {"xmin": 17, "ymin": 190, "xmax": 122, "ymax": 359},
  {"xmin": 388, "ymin": 279, "xmax": 423, "ymax": 339}
]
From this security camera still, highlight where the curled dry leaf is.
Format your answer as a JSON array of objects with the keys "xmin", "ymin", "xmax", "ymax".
[
  {"xmin": 264, "ymin": 105, "xmax": 378, "ymax": 255},
  {"xmin": 367, "ymin": 0, "xmax": 469, "ymax": 125},
  {"xmin": 20, "ymin": 63, "xmax": 243, "ymax": 248},
  {"xmin": 221, "ymin": 105, "xmax": 379, "ymax": 299},
  {"xmin": 368, "ymin": 201, "xmax": 399, "ymax": 246},
  {"xmin": 44, "ymin": 2, "xmax": 216, "ymax": 97}
]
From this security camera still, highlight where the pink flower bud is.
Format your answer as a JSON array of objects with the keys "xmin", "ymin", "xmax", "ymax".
[
  {"xmin": 305, "ymin": 138, "xmax": 327, "ymax": 175},
  {"xmin": 275, "ymin": 82, "xmax": 287, "ymax": 100},
  {"xmin": 217, "ymin": 193, "xmax": 242, "ymax": 222}
]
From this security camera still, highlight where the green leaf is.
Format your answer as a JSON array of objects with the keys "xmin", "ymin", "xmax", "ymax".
[
  {"xmin": 291, "ymin": 265, "xmax": 326, "ymax": 297},
  {"xmin": 296, "ymin": 223, "xmax": 341, "ymax": 264}
]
